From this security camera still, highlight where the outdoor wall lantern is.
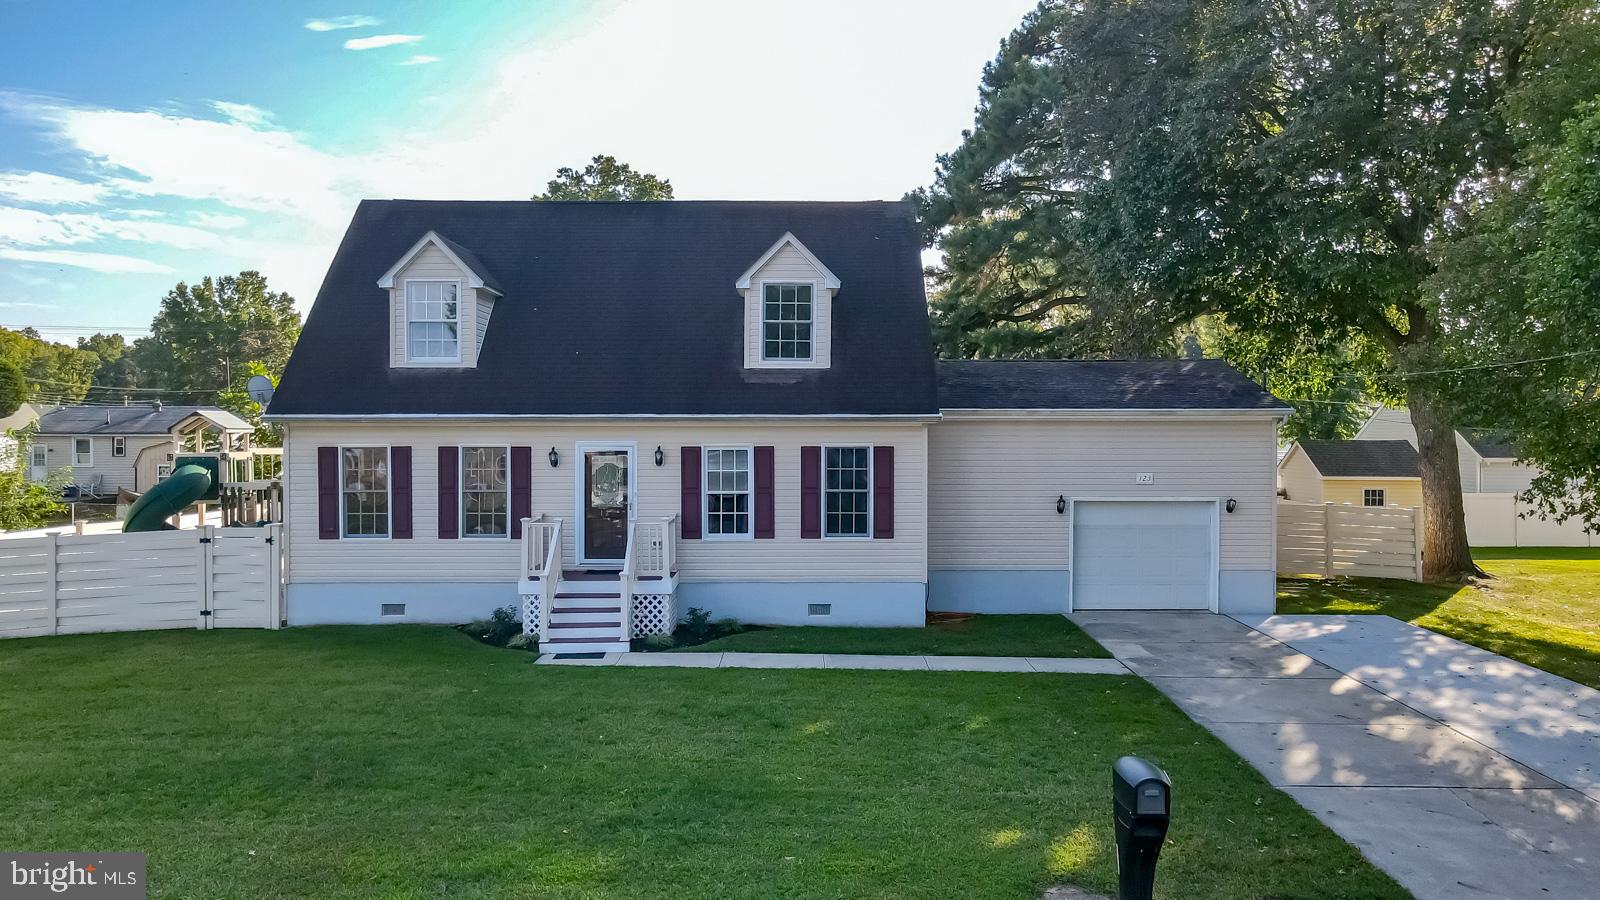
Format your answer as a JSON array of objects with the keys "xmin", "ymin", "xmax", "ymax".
[
  {"xmin": 1225, "ymin": 497, "xmax": 1237, "ymax": 513},
  {"xmin": 548, "ymin": 447, "xmax": 560, "ymax": 468},
  {"xmin": 654, "ymin": 446, "xmax": 665, "ymax": 467},
  {"xmin": 1056, "ymin": 495, "xmax": 1067, "ymax": 515}
]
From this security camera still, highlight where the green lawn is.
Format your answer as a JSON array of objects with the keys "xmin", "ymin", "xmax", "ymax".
[
  {"xmin": 1279, "ymin": 547, "xmax": 1600, "ymax": 688},
  {"xmin": 0, "ymin": 627, "xmax": 1400, "ymax": 899},
  {"xmin": 670, "ymin": 614, "xmax": 1111, "ymax": 658}
]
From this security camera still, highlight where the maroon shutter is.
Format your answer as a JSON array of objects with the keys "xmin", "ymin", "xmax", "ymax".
[
  {"xmin": 510, "ymin": 446, "xmax": 532, "ymax": 539},
  {"xmin": 800, "ymin": 446, "xmax": 821, "ymax": 539},
  {"xmin": 391, "ymin": 446, "xmax": 413, "ymax": 539},
  {"xmin": 754, "ymin": 446, "xmax": 775, "ymax": 539},
  {"xmin": 317, "ymin": 447, "xmax": 339, "ymax": 539},
  {"xmin": 872, "ymin": 446, "xmax": 894, "ymax": 539},
  {"xmin": 437, "ymin": 446, "xmax": 459, "ymax": 539},
  {"xmin": 680, "ymin": 446, "xmax": 702, "ymax": 540}
]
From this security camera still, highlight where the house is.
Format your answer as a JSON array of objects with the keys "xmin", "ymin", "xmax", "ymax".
[
  {"xmin": 31, "ymin": 404, "xmax": 255, "ymax": 495},
  {"xmin": 1354, "ymin": 405, "xmax": 1538, "ymax": 494},
  {"xmin": 267, "ymin": 200, "xmax": 1289, "ymax": 648},
  {"xmin": 1278, "ymin": 439, "xmax": 1423, "ymax": 507},
  {"xmin": 0, "ymin": 403, "xmax": 42, "ymax": 470}
]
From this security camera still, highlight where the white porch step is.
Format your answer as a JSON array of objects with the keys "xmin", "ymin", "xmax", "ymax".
[
  {"xmin": 548, "ymin": 610, "xmax": 621, "ymax": 626},
  {"xmin": 544, "ymin": 624, "xmax": 622, "ymax": 641}
]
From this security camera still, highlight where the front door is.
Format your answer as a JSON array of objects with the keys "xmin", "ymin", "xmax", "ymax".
[
  {"xmin": 582, "ymin": 448, "xmax": 631, "ymax": 564},
  {"xmin": 28, "ymin": 445, "xmax": 46, "ymax": 482}
]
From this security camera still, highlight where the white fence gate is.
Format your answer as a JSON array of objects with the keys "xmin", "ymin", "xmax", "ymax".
[
  {"xmin": 0, "ymin": 525, "xmax": 283, "ymax": 639},
  {"xmin": 1278, "ymin": 501, "xmax": 1423, "ymax": 581},
  {"xmin": 1463, "ymin": 493, "xmax": 1597, "ymax": 548}
]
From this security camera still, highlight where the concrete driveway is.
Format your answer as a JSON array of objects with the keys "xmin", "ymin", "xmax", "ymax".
[{"xmin": 1070, "ymin": 610, "xmax": 1600, "ymax": 900}]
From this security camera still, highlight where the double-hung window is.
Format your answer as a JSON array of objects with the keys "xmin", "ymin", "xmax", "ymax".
[
  {"xmin": 406, "ymin": 281, "xmax": 460, "ymax": 362},
  {"xmin": 824, "ymin": 446, "xmax": 870, "ymax": 537},
  {"xmin": 461, "ymin": 446, "xmax": 509, "ymax": 538},
  {"xmin": 1363, "ymin": 488, "xmax": 1386, "ymax": 507},
  {"xmin": 341, "ymin": 446, "xmax": 390, "ymax": 538},
  {"xmin": 704, "ymin": 447, "xmax": 751, "ymax": 538},
  {"xmin": 111, "ymin": 436, "xmax": 126, "ymax": 458},
  {"xmin": 72, "ymin": 437, "xmax": 92, "ymax": 467},
  {"xmin": 762, "ymin": 283, "xmax": 813, "ymax": 361}
]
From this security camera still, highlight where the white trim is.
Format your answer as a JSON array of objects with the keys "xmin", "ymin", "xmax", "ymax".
[
  {"xmin": 734, "ymin": 232, "xmax": 841, "ymax": 291},
  {"xmin": 71, "ymin": 436, "xmax": 93, "ymax": 468},
  {"xmin": 820, "ymin": 443, "xmax": 873, "ymax": 540},
  {"xmin": 756, "ymin": 279, "xmax": 819, "ymax": 364},
  {"xmin": 573, "ymin": 441, "xmax": 637, "ymax": 566},
  {"xmin": 1321, "ymin": 475, "xmax": 1422, "ymax": 481},
  {"xmin": 403, "ymin": 278, "xmax": 464, "ymax": 364},
  {"xmin": 377, "ymin": 231, "xmax": 502, "ymax": 295},
  {"xmin": 267, "ymin": 413, "xmax": 942, "ymax": 423},
  {"xmin": 701, "ymin": 445, "xmax": 755, "ymax": 541},
  {"xmin": 940, "ymin": 408, "xmax": 1294, "ymax": 419},
  {"xmin": 1067, "ymin": 497, "xmax": 1220, "ymax": 614},
  {"xmin": 111, "ymin": 436, "xmax": 126, "ymax": 458},
  {"xmin": 459, "ymin": 444, "xmax": 513, "ymax": 540},
  {"xmin": 338, "ymin": 444, "xmax": 393, "ymax": 540}
]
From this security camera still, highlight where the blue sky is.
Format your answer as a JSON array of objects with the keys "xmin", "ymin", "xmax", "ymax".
[{"xmin": 0, "ymin": 0, "xmax": 1037, "ymax": 343}]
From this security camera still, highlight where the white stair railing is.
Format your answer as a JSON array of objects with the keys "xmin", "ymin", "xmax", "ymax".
[
  {"xmin": 520, "ymin": 516, "xmax": 564, "ymax": 638},
  {"xmin": 632, "ymin": 515, "xmax": 679, "ymax": 580},
  {"xmin": 617, "ymin": 523, "xmax": 637, "ymax": 643}
]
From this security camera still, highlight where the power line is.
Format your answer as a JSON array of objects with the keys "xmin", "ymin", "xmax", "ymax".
[{"xmin": 25, "ymin": 376, "xmax": 224, "ymax": 394}]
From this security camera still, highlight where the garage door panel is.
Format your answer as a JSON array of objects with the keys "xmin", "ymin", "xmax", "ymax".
[{"xmin": 1072, "ymin": 501, "xmax": 1214, "ymax": 610}]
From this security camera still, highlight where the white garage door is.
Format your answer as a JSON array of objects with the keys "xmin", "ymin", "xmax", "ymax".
[{"xmin": 1072, "ymin": 500, "xmax": 1215, "ymax": 610}]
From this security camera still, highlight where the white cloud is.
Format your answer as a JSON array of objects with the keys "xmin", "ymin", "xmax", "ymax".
[
  {"xmin": 399, "ymin": 55, "xmax": 440, "ymax": 66},
  {"xmin": 0, "ymin": 171, "xmax": 109, "ymax": 206},
  {"xmin": 189, "ymin": 211, "xmax": 248, "ymax": 230},
  {"xmin": 0, "ymin": 247, "xmax": 174, "ymax": 274},
  {"xmin": 305, "ymin": 15, "xmax": 381, "ymax": 32},
  {"xmin": 0, "ymin": 207, "xmax": 223, "ymax": 251},
  {"xmin": 344, "ymin": 34, "xmax": 422, "ymax": 51},
  {"xmin": 209, "ymin": 101, "xmax": 272, "ymax": 128}
]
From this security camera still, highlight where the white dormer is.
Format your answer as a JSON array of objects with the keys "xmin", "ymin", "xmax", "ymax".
[
  {"xmin": 378, "ymin": 231, "xmax": 503, "ymax": 368},
  {"xmin": 737, "ymin": 232, "xmax": 840, "ymax": 370}
]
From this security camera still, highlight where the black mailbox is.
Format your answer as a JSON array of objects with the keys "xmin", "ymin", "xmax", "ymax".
[{"xmin": 1112, "ymin": 756, "xmax": 1171, "ymax": 900}]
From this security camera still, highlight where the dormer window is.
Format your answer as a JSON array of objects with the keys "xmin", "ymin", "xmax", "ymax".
[
  {"xmin": 762, "ymin": 283, "xmax": 814, "ymax": 361},
  {"xmin": 406, "ymin": 281, "xmax": 460, "ymax": 362}
]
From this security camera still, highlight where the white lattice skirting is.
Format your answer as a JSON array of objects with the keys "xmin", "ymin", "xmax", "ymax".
[{"xmin": 520, "ymin": 591, "xmax": 675, "ymax": 638}]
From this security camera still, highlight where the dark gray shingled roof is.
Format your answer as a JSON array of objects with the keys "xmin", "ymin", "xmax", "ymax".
[
  {"xmin": 1461, "ymin": 428, "xmax": 1519, "ymax": 460},
  {"xmin": 37, "ymin": 405, "xmax": 252, "ymax": 435},
  {"xmin": 935, "ymin": 359, "xmax": 1287, "ymax": 411},
  {"xmin": 270, "ymin": 200, "xmax": 938, "ymax": 417},
  {"xmin": 432, "ymin": 232, "xmax": 502, "ymax": 295},
  {"xmin": 1297, "ymin": 440, "xmax": 1421, "ymax": 477}
]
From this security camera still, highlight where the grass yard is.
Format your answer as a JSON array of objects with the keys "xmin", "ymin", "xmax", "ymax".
[
  {"xmin": 668, "ymin": 614, "xmax": 1111, "ymax": 658},
  {"xmin": 1279, "ymin": 547, "xmax": 1600, "ymax": 688},
  {"xmin": 0, "ymin": 627, "xmax": 1400, "ymax": 899}
]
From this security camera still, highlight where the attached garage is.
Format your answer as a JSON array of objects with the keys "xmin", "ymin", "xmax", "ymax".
[{"xmin": 1070, "ymin": 500, "xmax": 1217, "ymax": 611}]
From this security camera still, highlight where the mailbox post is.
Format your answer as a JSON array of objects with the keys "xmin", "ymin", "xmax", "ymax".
[{"xmin": 1112, "ymin": 756, "xmax": 1171, "ymax": 900}]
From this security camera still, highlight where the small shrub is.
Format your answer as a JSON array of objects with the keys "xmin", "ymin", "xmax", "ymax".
[
  {"xmin": 506, "ymin": 633, "xmax": 537, "ymax": 651},
  {"xmin": 461, "ymin": 605, "xmax": 525, "ymax": 648},
  {"xmin": 678, "ymin": 607, "xmax": 714, "ymax": 644}
]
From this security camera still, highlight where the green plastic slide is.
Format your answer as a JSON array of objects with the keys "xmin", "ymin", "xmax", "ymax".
[{"xmin": 122, "ymin": 464, "xmax": 213, "ymax": 533}]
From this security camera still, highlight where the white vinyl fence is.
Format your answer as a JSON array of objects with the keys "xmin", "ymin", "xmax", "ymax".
[
  {"xmin": 1463, "ymin": 493, "xmax": 1597, "ymax": 548},
  {"xmin": 1278, "ymin": 501, "xmax": 1423, "ymax": 581},
  {"xmin": 0, "ymin": 525, "xmax": 282, "ymax": 639}
]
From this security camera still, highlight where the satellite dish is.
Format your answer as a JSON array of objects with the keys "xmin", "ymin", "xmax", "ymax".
[{"xmin": 246, "ymin": 374, "xmax": 275, "ymax": 408}]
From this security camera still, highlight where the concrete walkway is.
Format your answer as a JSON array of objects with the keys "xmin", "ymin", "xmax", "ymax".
[
  {"xmin": 537, "ymin": 651, "xmax": 1129, "ymax": 673},
  {"xmin": 1070, "ymin": 610, "xmax": 1600, "ymax": 900}
]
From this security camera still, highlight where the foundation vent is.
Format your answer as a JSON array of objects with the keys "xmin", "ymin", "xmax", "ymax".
[
  {"xmin": 380, "ymin": 603, "xmax": 406, "ymax": 617},
  {"xmin": 807, "ymin": 603, "xmax": 832, "ymax": 617}
]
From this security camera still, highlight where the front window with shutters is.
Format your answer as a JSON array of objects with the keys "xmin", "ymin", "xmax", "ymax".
[
  {"xmin": 704, "ymin": 447, "xmax": 752, "ymax": 538},
  {"xmin": 762, "ymin": 283, "xmax": 813, "ymax": 361},
  {"xmin": 823, "ymin": 446, "xmax": 871, "ymax": 538},
  {"xmin": 341, "ymin": 446, "xmax": 390, "ymax": 537},
  {"xmin": 406, "ymin": 281, "xmax": 460, "ymax": 362},
  {"xmin": 461, "ymin": 446, "xmax": 509, "ymax": 538}
]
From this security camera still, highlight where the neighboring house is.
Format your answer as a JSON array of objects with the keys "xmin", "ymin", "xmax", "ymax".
[
  {"xmin": 0, "ymin": 403, "xmax": 42, "ymax": 470},
  {"xmin": 1354, "ymin": 405, "xmax": 1539, "ymax": 494},
  {"xmin": 267, "ymin": 200, "xmax": 1289, "ymax": 643},
  {"xmin": 1278, "ymin": 440, "xmax": 1423, "ymax": 508},
  {"xmin": 32, "ymin": 405, "xmax": 254, "ymax": 495}
]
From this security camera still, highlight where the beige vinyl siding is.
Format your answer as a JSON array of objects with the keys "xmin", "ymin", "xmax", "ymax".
[
  {"xmin": 475, "ymin": 292, "xmax": 494, "ymax": 357},
  {"xmin": 132, "ymin": 440, "xmax": 179, "ymax": 491},
  {"xmin": 1277, "ymin": 446, "xmax": 1325, "ymax": 502},
  {"xmin": 927, "ymin": 417, "xmax": 1277, "ymax": 571},
  {"xmin": 37, "ymin": 434, "xmax": 171, "ymax": 492},
  {"xmin": 388, "ymin": 244, "xmax": 486, "ymax": 368},
  {"xmin": 283, "ymin": 421, "xmax": 927, "ymax": 584},
  {"xmin": 743, "ymin": 244, "xmax": 833, "ymax": 369},
  {"xmin": 1323, "ymin": 478, "xmax": 1423, "ymax": 508}
]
